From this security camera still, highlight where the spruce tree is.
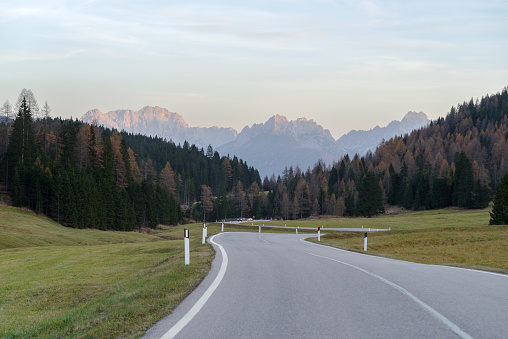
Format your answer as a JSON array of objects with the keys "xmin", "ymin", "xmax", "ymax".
[
  {"xmin": 490, "ymin": 171, "xmax": 508, "ymax": 225},
  {"xmin": 5, "ymin": 97, "xmax": 36, "ymax": 186},
  {"xmin": 356, "ymin": 171, "xmax": 384, "ymax": 217},
  {"xmin": 11, "ymin": 168, "xmax": 22, "ymax": 207}
]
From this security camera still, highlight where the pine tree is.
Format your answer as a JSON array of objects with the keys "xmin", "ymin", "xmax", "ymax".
[
  {"xmin": 453, "ymin": 152, "xmax": 475, "ymax": 208},
  {"xmin": 5, "ymin": 97, "xmax": 36, "ymax": 184},
  {"xmin": 356, "ymin": 171, "xmax": 384, "ymax": 217},
  {"xmin": 11, "ymin": 168, "xmax": 22, "ymax": 207},
  {"xmin": 490, "ymin": 171, "xmax": 508, "ymax": 225}
]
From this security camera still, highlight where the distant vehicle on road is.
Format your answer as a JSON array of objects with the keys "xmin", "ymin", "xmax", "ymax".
[{"xmin": 247, "ymin": 218, "xmax": 253, "ymax": 221}]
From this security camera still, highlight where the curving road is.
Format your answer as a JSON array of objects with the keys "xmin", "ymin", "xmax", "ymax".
[{"xmin": 144, "ymin": 232, "xmax": 508, "ymax": 339}]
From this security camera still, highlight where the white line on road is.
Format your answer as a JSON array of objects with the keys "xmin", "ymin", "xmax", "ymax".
[
  {"xmin": 160, "ymin": 234, "xmax": 228, "ymax": 339},
  {"xmin": 260, "ymin": 235, "xmax": 474, "ymax": 339}
]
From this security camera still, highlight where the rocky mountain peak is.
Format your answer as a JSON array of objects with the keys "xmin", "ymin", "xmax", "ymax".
[{"xmin": 402, "ymin": 111, "xmax": 428, "ymax": 122}]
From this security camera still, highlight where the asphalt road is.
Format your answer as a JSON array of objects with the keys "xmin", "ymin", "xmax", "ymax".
[{"xmin": 144, "ymin": 232, "xmax": 508, "ymax": 339}]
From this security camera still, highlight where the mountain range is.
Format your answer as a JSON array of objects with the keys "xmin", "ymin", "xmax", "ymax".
[{"xmin": 80, "ymin": 107, "xmax": 429, "ymax": 177}]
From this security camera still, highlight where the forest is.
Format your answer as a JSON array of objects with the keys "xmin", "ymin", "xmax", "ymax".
[
  {"xmin": 254, "ymin": 87, "xmax": 507, "ymax": 219},
  {"xmin": 1, "ymin": 87, "xmax": 507, "ymax": 228},
  {"xmin": 0, "ymin": 89, "xmax": 261, "ymax": 230}
]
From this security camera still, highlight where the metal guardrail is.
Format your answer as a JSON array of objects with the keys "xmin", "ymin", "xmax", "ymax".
[{"xmin": 222, "ymin": 221, "xmax": 390, "ymax": 232}]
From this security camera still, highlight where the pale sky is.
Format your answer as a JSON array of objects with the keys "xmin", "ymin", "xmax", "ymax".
[{"xmin": 1, "ymin": 0, "xmax": 507, "ymax": 138}]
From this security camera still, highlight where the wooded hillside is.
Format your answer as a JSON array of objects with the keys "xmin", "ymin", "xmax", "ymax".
[
  {"xmin": 0, "ymin": 91, "xmax": 261, "ymax": 229},
  {"xmin": 257, "ymin": 87, "xmax": 507, "ymax": 219}
]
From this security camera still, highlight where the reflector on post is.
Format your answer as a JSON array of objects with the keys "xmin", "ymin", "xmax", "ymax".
[{"xmin": 184, "ymin": 228, "xmax": 190, "ymax": 265}]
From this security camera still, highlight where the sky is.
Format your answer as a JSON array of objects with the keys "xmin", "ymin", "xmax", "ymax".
[{"xmin": 1, "ymin": 0, "xmax": 507, "ymax": 138}]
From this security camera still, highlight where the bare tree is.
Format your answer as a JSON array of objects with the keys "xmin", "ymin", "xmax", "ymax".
[
  {"xmin": 201, "ymin": 185, "xmax": 213, "ymax": 222},
  {"xmin": 41, "ymin": 101, "xmax": 51, "ymax": 151},
  {"xmin": 1, "ymin": 100, "xmax": 13, "ymax": 122},
  {"xmin": 15, "ymin": 88, "xmax": 40, "ymax": 119},
  {"xmin": 41, "ymin": 100, "xmax": 51, "ymax": 120},
  {"xmin": 235, "ymin": 181, "xmax": 249, "ymax": 219}
]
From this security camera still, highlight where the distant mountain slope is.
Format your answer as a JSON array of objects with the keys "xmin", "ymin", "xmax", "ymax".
[
  {"xmin": 216, "ymin": 115, "xmax": 337, "ymax": 175},
  {"xmin": 218, "ymin": 112, "xmax": 429, "ymax": 176},
  {"xmin": 81, "ymin": 106, "xmax": 237, "ymax": 149},
  {"xmin": 80, "ymin": 107, "xmax": 430, "ymax": 177},
  {"xmin": 336, "ymin": 111, "xmax": 430, "ymax": 156}
]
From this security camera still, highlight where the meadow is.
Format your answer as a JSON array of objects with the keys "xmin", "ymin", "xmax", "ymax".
[
  {"xmin": 0, "ymin": 205, "xmax": 214, "ymax": 338},
  {"xmin": 1, "ymin": 205, "xmax": 506, "ymax": 338}
]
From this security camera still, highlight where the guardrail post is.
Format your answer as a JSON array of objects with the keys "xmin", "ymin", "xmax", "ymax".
[{"xmin": 184, "ymin": 228, "xmax": 190, "ymax": 265}]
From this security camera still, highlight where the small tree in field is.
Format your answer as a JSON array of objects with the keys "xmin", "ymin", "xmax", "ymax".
[
  {"xmin": 490, "ymin": 171, "xmax": 508, "ymax": 225},
  {"xmin": 201, "ymin": 185, "xmax": 213, "ymax": 222}
]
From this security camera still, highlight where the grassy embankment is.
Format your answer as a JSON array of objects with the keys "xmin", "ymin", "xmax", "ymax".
[
  {"xmin": 0, "ymin": 205, "xmax": 230, "ymax": 338},
  {"xmin": 267, "ymin": 208, "xmax": 507, "ymax": 274}
]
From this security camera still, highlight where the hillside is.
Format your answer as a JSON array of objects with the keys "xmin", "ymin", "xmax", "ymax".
[
  {"xmin": 0, "ymin": 204, "xmax": 215, "ymax": 338},
  {"xmin": 256, "ymin": 87, "xmax": 508, "ymax": 220},
  {"xmin": 336, "ymin": 111, "xmax": 430, "ymax": 156},
  {"xmin": 0, "ymin": 100, "xmax": 261, "ymax": 230},
  {"xmin": 0, "ymin": 205, "xmax": 157, "ymax": 250},
  {"xmin": 81, "ymin": 108, "xmax": 429, "ymax": 177}
]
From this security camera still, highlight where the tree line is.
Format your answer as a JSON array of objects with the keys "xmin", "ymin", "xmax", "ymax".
[
  {"xmin": 0, "ymin": 89, "xmax": 262, "ymax": 229},
  {"xmin": 2, "ymin": 87, "xmax": 506, "ymax": 226},
  {"xmin": 206, "ymin": 87, "xmax": 507, "ymax": 221}
]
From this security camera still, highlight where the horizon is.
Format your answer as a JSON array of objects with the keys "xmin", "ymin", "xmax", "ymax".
[{"xmin": 1, "ymin": 1, "xmax": 507, "ymax": 139}]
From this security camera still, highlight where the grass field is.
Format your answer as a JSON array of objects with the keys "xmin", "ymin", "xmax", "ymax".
[
  {"xmin": 1, "ymin": 205, "xmax": 506, "ymax": 338},
  {"xmin": 0, "ymin": 205, "xmax": 216, "ymax": 338},
  {"xmin": 299, "ymin": 208, "xmax": 508, "ymax": 274}
]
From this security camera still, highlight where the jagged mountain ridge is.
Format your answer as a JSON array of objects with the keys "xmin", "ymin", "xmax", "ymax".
[
  {"xmin": 80, "ymin": 107, "xmax": 429, "ymax": 177},
  {"xmin": 80, "ymin": 106, "xmax": 237, "ymax": 149},
  {"xmin": 335, "ymin": 111, "xmax": 430, "ymax": 156}
]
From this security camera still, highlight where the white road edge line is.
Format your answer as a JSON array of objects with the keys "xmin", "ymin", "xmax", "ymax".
[
  {"xmin": 161, "ymin": 234, "xmax": 228, "ymax": 339},
  {"xmin": 301, "ymin": 237, "xmax": 508, "ymax": 278},
  {"xmin": 259, "ymin": 235, "xmax": 473, "ymax": 339},
  {"xmin": 297, "ymin": 246, "xmax": 474, "ymax": 339}
]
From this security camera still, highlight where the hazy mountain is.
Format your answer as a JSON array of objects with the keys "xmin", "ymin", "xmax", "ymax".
[
  {"xmin": 336, "ymin": 111, "xmax": 430, "ymax": 156},
  {"xmin": 80, "ymin": 107, "xmax": 430, "ymax": 177},
  {"xmin": 80, "ymin": 106, "xmax": 237, "ymax": 150},
  {"xmin": 216, "ymin": 115, "xmax": 337, "ymax": 177},
  {"xmin": 217, "ymin": 112, "xmax": 429, "ymax": 177}
]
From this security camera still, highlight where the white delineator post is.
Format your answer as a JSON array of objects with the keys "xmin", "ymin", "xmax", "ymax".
[
  {"xmin": 364, "ymin": 232, "xmax": 368, "ymax": 251},
  {"xmin": 259, "ymin": 225, "xmax": 261, "ymax": 233},
  {"xmin": 318, "ymin": 227, "xmax": 321, "ymax": 242},
  {"xmin": 202, "ymin": 223, "xmax": 206, "ymax": 244},
  {"xmin": 184, "ymin": 228, "xmax": 190, "ymax": 265},
  {"xmin": 222, "ymin": 222, "xmax": 224, "ymax": 232}
]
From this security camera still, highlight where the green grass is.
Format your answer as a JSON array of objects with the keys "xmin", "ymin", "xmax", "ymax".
[
  {"xmin": 0, "ymin": 205, "xmax": 159, "ymax": 250},
  {"xmin": 0, "ymin": 205, "xmax": 215, "ymax": 338},
  {"xmin": 260, "ymin": 208, "xmax": 491, "ymax": 230},
  {"xmin": 2, "ymin": 205, "xmax": 506, "ymax": 337},
  {"xmin": 304, "ymin": 208, "xmax": 508, "ymax": 274}
]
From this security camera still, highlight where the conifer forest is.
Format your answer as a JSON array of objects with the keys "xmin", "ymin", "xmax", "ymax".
[{"xmin": 1, "ymin": 87, "xmax": 507, "ymax": 229}]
